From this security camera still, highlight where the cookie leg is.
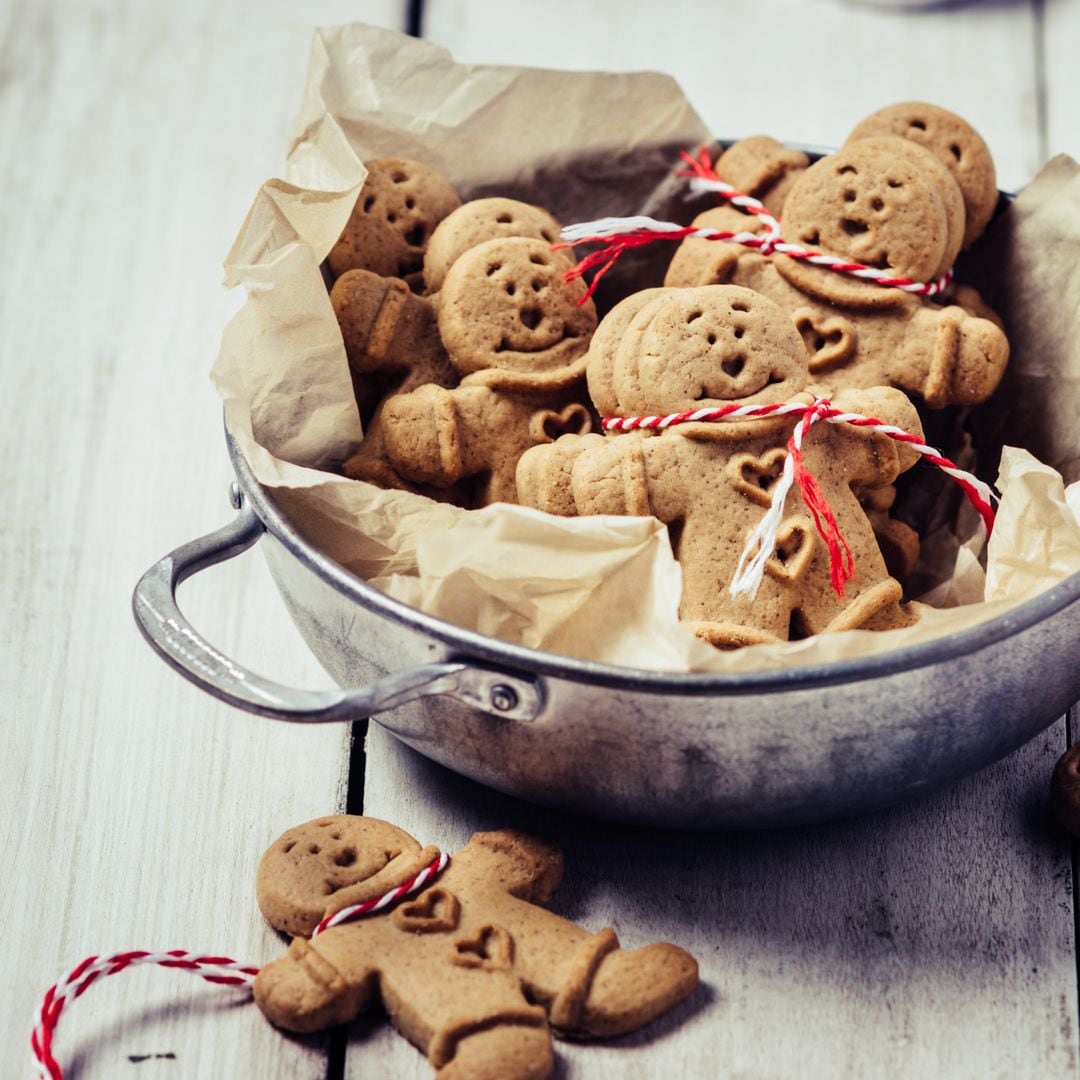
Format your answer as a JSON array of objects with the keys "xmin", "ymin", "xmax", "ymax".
[
  {"xmin": 549, "ymin": 930, "xmax": 698, "ymax": 1039},
  {"xmin": 434, "ymin": 1023, "xmax": 554, "ymax": 1080}
]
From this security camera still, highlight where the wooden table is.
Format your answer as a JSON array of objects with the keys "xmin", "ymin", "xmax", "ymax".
[{"xmin": 5, "ymin": 1, "xmax": 1080, "ymax": 1076}]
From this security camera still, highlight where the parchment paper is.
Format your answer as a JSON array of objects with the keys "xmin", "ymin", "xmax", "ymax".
[{"xmin": 212, "ymin": 23, "xmax": 1080, "ymax": 675}]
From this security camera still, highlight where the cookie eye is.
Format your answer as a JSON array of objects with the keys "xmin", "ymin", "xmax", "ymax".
[
  {"xmin": 887, "ymin": 178, "xmax": 903, "ymax": 189},
  {"xmin": 333, "ymin": 848, "xmax": 357, "ymax": 867},
  {"xmin": 730, "ymin": 300, "xmax": 749, "ymax": 313},
  {"xmin": 486, "ymin": 263, "xmax": 502, "ymax": 276},
  {"xmin": 722, "ymin": 356, "xmax": 745, "ymax": 377},
  {"xmin": 282, "ymin": 841, "xmax": 296, "ymax": 853},
  {"xmin": 405, "ymin": 196, "xmax": 415, "ymax": 209},
  {"xmin": 686, "ymin": 309, "xmax": 703, "ymax": 324},
  {"xmin": 529, "ymin": 254, "xmax": 548, "ymax": 266},
  {"xmin": 908, "ymin": 119, "xmax": 927, "ymax": 131},
  {"xmin": 496, "ymin": 212, "xmax": 513, "ymax": 223},
  {"xmin": 837, "ymin": 165, "xmax": 857, "ymax": 176},
  {"xmin": 391, "ymin": 170, "xmax": 408, "ymax": 183},
  {"xmin": 949, "ymin": 143, "xmax": 962, "ymax": 162},
  {"xmin": 363, "ymin": 195, "xmax": 376, "ymax": 212},
  {"xmin": 540, "ymin": 229, "xmax": 554, "ymax": 242},
  {"xmin": 707, "ymin": 333, "xmax": 716, "ymax": 345}
]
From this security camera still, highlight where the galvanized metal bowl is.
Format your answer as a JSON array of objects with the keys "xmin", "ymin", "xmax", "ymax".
[{"xmin": 132, "ymin": 427, "xmax": 1080, "ymax": 830}]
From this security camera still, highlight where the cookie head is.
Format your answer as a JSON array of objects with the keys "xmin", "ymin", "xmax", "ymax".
[
  {"xmin": 423, "ymin": 198, "xmax": 566, "ymax": 293},
  {"xmin": 257, "ymin": 816, "xmax": 422, "ymax": 937},
  {"xmin": 438, "ymin": 236, "xmax": 597, "ymax": 381},
  {"xmin": 782, "ymin": 142, "xmax": 952, "ymax": 284},
  {"xmin": 328, "ymin": 158, "xmax": 461, "ymax": 285},
  {"xmin": 620, "ymin": 285, "xmax": 807, "ymax": 414},
  {"xmin": 847, "ymin": 102, "xmax": 997, "ymax": 246}
]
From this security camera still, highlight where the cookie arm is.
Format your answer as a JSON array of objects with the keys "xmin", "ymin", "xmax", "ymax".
[
  {"xmin": 829, "ymin": 386, "xmax": 925, "ymax": 486},
  {"xmin": 451, "ymin": 829, "xmax": 565, "ymax": 903},
  {"xmin": 571, "ymin": 436, "xmax": 686, "ymax": 523},
  {"xmin": 516, "ymin": 434, "xmax": 607, "ymax": 516},
  {"xmin": 254, "ymin": 935, "xmax": 378, "ymax": 1034},
  {"xmin": 895, "ymin": 304, "xmax": 1009, "ymax": 408}
]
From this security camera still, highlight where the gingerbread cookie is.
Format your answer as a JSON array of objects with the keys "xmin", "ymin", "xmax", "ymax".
[
  {"xmin": 328, "ymin": 158, "xmax": 461, "ymax": 291},
  {"xmin": 664, "ymin": 200, "xmax": 1008, "ymax": 408},
  {"xmin": 254, "ymin": 815, "xmax": 698, "ymax": 1079},
  {"xmin": 423, "ymin": 198, "xmax": 569, "ymax": 294},
  {"xmin": 716, "ymin": 136, "xmax": 809, "ymax": 217},
  {"xmin": 518, "ymin": 286, "xmax": 922, "ymax": 648},
  {"xmin": 332, "ymin": 269, "xmax": 462, "ymax": 495},
  {"xmin": 847, "ymin": 101, "xmax": 998, "ymax": 247},
  {"xmin": 378, "ymin": 236, "xmax": 598, "ymax": 506}
]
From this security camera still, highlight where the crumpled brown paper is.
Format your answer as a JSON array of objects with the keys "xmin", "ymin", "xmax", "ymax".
[{"xmin": 211, "ymin": 22, "xmax": 1080, "ymax": 675}]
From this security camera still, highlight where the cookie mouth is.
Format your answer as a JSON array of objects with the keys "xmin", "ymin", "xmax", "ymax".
[
  {"xmin": 493, "ymin": 322, "xmax": 583, "ymax": 355},
  {"xmin": 693, "ymin": 369, "xmax": 790, "ymax": 402}
]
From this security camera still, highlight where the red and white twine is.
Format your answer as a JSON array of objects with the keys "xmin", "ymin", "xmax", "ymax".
[
  {"xmin": 31, "ymin": 850, "xmax": 449, "ymax": 1080},
  {"xmin": 559, "ymin": 148, "xmax": 953, "ymax": 302},
  {"xmin": 603, "ymin": 398, "xmax": 995, "ymax": 599}
]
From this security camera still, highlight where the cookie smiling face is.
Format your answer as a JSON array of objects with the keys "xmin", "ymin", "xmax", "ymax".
[
  {"xmin": 438, "ymin": 236, "xmax": 597, "ymax": 380},
  {"xmin": 257, "ymin": 816, "xmax": 422, "ymax": 936},
  {"xmin": 616, "ymin": 286, "xmax": 807, "ymax": 414},
  {"xmin": 782, "ymin": 142, "xmax": 952, "ymax": 284}
]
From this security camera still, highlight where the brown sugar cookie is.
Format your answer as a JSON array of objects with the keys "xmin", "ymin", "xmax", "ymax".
[
  {"xmin": 847, "ymin": 101, "xmax": 998, "ymax": 247},
  {"xmin": 254, "ymin": 815, "xmax": 699, "ymax": 1079},
  {"xmin": 423, "ymin": 198, "xmax": 569, "ymax": 294},
  {"xmin": 376, "ymin": 236, "xmax": 598, "ymax": 506},
  {"xmin": 328, "ymin": 158, "xmax": 461, "ymax": 290},
  {"xmin": 781, "ymin": 139, "xmax": 961, "ymax": 292},
  {"xmin": 331, "ymin": 269, "xmax": 462, "ymax": 495},
  {"xmin": 665, "ymin": 204, "xmax": 1008, "ymax": 408},
  {"xmin": 517, "ymin": 286, "xmax": 922, "ymax": 648},
  {"xmin": 716, "ymin": 136, "xmax": 809, "ymax": 217}
]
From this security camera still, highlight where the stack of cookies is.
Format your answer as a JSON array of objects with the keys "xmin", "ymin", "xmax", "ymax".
[{"xmin": 327, "ymin": 102, "xmax": 1010, "ymax": 651}]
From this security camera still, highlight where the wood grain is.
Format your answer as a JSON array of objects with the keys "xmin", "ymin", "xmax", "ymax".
[{"xmin": 0, "ymin": 2, "xmax": 402, "ymax": 1076}]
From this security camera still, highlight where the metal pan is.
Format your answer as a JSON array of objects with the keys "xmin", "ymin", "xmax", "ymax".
[{"xmin": 132, "ymin": 427, "xmax": 1080, "ymax": 829}]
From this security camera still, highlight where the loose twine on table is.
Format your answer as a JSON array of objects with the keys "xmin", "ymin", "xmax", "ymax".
[
  {"xmin": 556, "ymin": 147, "xmax": 954, "ymax": 304},
  {"xmin": 30, "ymin": 851, "xmax": 450, "ymax": 1080}
]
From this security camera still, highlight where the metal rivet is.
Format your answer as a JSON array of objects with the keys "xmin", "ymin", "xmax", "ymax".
[
  {"xmin": 229, "ymin": 482, "xmax": 244, "ymax": 510},
  {"xmin": 490, "ymin": 684, "xmax": 518, "ymax": 713}
]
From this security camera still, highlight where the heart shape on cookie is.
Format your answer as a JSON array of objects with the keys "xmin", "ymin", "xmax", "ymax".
[
  {"xmin": 728, "ymin": 449, "xmax": 788, "ymax": 508},
  {"xmin": 392, "ymin": 887, "xmax": 461, "ymax": 934},
  {"xmin": 765, "ymin": 517, "xmax": 817, "ymax": 584},
  {"xmin": 450, "ymin": 925, "xmax": 515, "ymax": 971},
  {"xmin": 793, "ymin": 308, "xmax": 857, "ymax": 373},
  {"xmin": 531, "ymin": 403, "xmax": 592, "ymax": 443}
]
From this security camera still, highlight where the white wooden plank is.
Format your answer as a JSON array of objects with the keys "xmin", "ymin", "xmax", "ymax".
[
  {"xmin": 1044, "ymin": 0, "xmax": 1080, "ymax": 160},
  {"xmin": 356, "ymin": 718, "xmax": 1077, "ymax": 1079},
  {"xmin": 423, "ymin": 0, "xmax": 1042, "ymax": 191},
  {"xmin": 0, "ymin": 1, "xmax": 404, "ymax": 1076}
]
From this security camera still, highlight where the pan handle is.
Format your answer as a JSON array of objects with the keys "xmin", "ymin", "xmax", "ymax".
[{"xmin": 132, "ymin": 492, "xmax": 543, "ymax": 723}]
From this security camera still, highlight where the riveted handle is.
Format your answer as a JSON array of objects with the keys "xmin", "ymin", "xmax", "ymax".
[{"xmin": 132, "ymin": 495, "xmax": 543, "ymax": 723}]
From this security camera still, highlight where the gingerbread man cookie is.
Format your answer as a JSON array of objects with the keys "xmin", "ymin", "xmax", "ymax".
[
  {"xmin": 847, "ymin": 102, "xmax": 998, "ymax": 247},
  {"xmin": 254, "ymin": 816, "xmax": 698, "ymax": 1079},
  {"xmin": 518, "ymin": 286, "xmax": 923, "ymax": 648},
  {"xmin": 328, "ymin": 158, "xmax": 462, "ymax": 291},
  {"xmin": 423, "ymin": 197, "xmax": 570, "ymax": 294},
  {"xmin": 665, "ymin": 138, "xmax": 1009, "ymax": 408},
  {"xmin": 378, "ymin": 236, "xmax": 599, "ymax": 506},
  {"xmin": 715, "ymin": 136, "xmax": 809, "ymax": 217}
]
